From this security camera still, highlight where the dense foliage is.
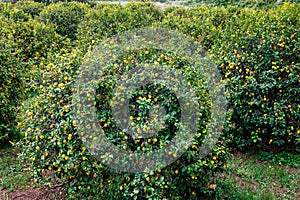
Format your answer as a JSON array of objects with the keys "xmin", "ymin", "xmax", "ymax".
[
  {"xmin": 185, "ymin": 0, "xmax": 300, "ymax": 7},
  {"xmin": 0, "ymin": 0, "xmax": 299, "ymax": 199},
  {"xmin": 210, "ymin": 4, "xmax": 300, "ymax": 150},
  {"xmin": 0, "ymin": 32, "xmax": 22, "ymax": 147},
  {"xmin": 159, "ymin": 3, "xmax": 300, "ymax": 150}
]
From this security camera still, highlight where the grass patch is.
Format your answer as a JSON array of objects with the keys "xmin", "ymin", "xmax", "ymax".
[
  {"xmin": 0, "ymin": 148, "xmax": 299, "ymax": 199},
  {"xmin": 255, "ymin": 151, "xmax": 300, "ymax": 168},
  {"xmin": 216, "ymin": 152, "xmax": 300, "ymax": 200},
  {"xmin": 0, "ymin": 147, "xmax": 33, "ymax": 192}
]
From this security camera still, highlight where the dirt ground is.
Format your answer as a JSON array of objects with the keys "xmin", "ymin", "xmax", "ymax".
[{"xmin": 0, "ymin": 186, "xmax": 64, "ymax": 200}]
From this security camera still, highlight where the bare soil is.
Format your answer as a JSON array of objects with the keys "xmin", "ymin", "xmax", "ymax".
[{"xmin": 0, "ymin": 185, "xmax": 64, "ymax": 200}]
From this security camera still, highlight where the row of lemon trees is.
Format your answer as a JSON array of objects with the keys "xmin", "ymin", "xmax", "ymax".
[{"xmin": 0, "ymin": 1, "xmax": 299, "ymax": 199}]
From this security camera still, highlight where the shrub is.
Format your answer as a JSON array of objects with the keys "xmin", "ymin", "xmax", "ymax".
[
  {"xmin": 14, "ymin": 2, "xmax": 300, "ymax": 200},
  {"xmin": 6, "ymin": 20, "xmax": 65, "ymax": 62},
  {"xmin": 19, "ymin": 3, "xmax": 228, "ymax": 199},
  {"xmin": 0, "ymin": 6, "xmax": 66, "ymax": 62},
  {"xmin": 159, "ymin": 5, "xmax": 238, "ymax": 49},
  {"xmin": 0, "ymin": 2, "xmax": 15, "ymax": 15},
  {"xmin": 39, "ymin": 1, "xmax": 89, "ymax": 40},
  {"xmin": 123, "ymin": 2, "xmax": 163, "ymax": 26},
  {"xmin": 210, "ymin": 3, "xmax": 300, "ymax": 151},
  {"xmin": 77, "ymin": 2, "xmax": 162, "ymax": 50},
  {"xmin": 19, "ymin": 46, "xmax": 229, "ymax": 199},
  {"xmin": 1, "ymin": 7, "xmax": 31, "ymax": 22},
  {"xmin": 0, "ymin": 7, "xmax": 70, "ymax": 147},
  {"xmin": 160, "ymin": 2, "xmax": 300, "ymax": 152},
  {"xmin": 15, "ymin": 0, "xmax": 46, "ymax": 18},
  {"xmin": 0, "ymin": 36, "xmax": 23, "ymax": 147},
  {"xmin": 191, "ymin": 0, "xmax": 300, "ymax": 8},
  {"xmin": 93, "ymin": 1, "xmax": 121, "ymax": 10},
  {"xmin": 0, "ymin": 18, "xmax": 69, "ymax": 97}
]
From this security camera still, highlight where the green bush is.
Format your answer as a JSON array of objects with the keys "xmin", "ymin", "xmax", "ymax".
[
  {"xmin": 6, "ymin": 21, "xmax": 65, "ymax": 62},
  {"xmin": 123, "ymin": 2, "xmax": 163, "ymax": 26},
  {"xmin": 15, "ymin": 0, "xmax": 46, "ymax": 18},
  {"xmin": 0, "ymin": 2, "xmax": 14, "ymax": 15},
  {"xmin": 5, "ymin": 1, "xmax": 298, "ymax": 199},
  {"xmin": 1, "ymin": 7, "xmax": 31, "ymax": 22},
  {"xmin": 159, "ymin": 5, "xmax": 239, "ymax": 49},
  {"xmin": 77, "ymin": 2, "xmax": 162, "ymax": 50},
  {"xmin": 39, "ymin": 1, "xmax": 89, "ymax": 39},
  {"xmin": 0, "ymin": 18, "xmax": 69, "ymax": 96},
  {"xmin": 19, "ymin": 46, "xmax": 229, "ymax": 199},
  {"xmin": 188, "ymin": 0, "xmax": 300, "ymax": 8},
  {"xmin": 160, "ymin": 2, "xmax": 300, "ymax": 152},
  {"xmin": 0, "ymin": 36, "xmax": 23, "ymax": 147},
  {"xmin": 210, "ymin": 3, "xmax": 300, "ymax": 151},
  {"xmin": 93, "ymin": 2, "xmax": 121, "ymax": 10},
  {"xmin": 0, "ymin": 8, "xmax": 70, "ymax": 147},
  {"xmin": 18, "ymin": 2, "xmax": 228, "ymax": 199}
]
